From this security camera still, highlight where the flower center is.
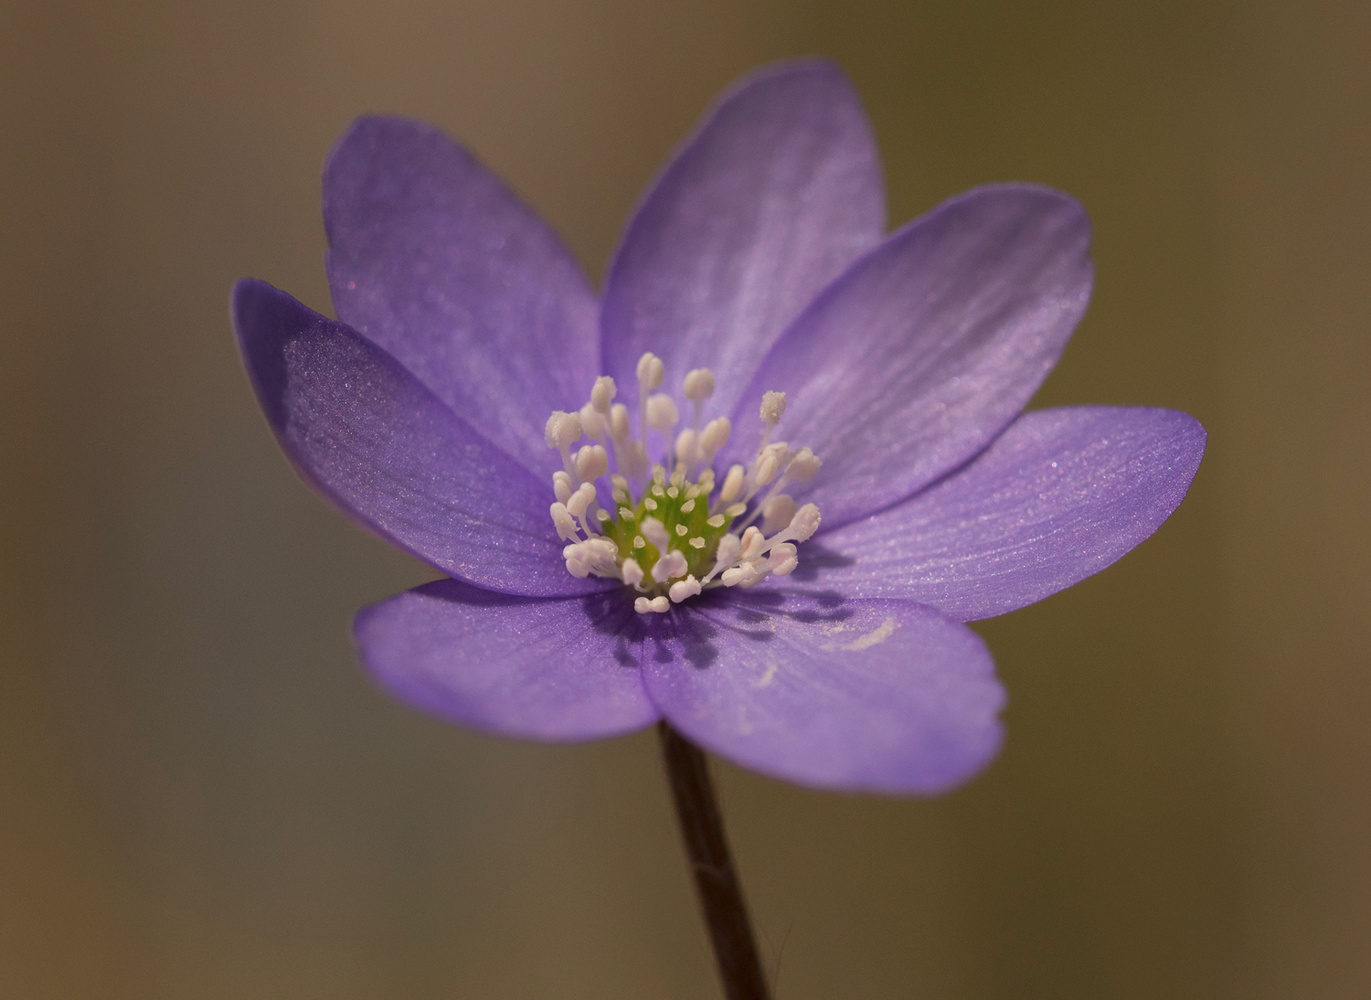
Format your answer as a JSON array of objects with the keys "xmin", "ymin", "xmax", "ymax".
[{"xmin": 546, "ymin": 353, "xmax": 821, "ymax": 614}]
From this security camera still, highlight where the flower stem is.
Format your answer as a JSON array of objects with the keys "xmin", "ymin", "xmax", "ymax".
[{"xmin": 658, "ymin": 721, "xmax": 771, "ymax": 1000}]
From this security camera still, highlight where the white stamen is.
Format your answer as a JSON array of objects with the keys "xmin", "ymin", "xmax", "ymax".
[
  {"xmin": 574, "ymin": 444, "xmax": 608, "ymax": 482},
  {"xmin": 683, "ymin": 368, "xmax": 715, "ymax": 403},
  {"xmin": 786, "ymin": 446, "xmax": 821, "ymax": 482},
  {"xmin": 636, "ymin": 352, "xmax": 665, "ymax": 390},
  {"xmin": 689, "ymin": 536, "xmax": 706, "ymax": 549},
  {"xmin": 738, "ymin": 526, "xmax": 766, "ymax": 561},
  {"xmin": 550, "ymin": 503, "xmax": 579, "ymax": 541},
  {"xmin": 680, "ymin": 498, "xmax": 696, "ymax": 513},
  {"xmin": 699, "ymin": 416, "xmax": 731, "ymax": 458},
  {"xmin": 761, "ymin": 494, "xmax": 797, "ymax": 535},
  {"xmin": 566, "ymin": 481, "xmax": 596, "ymax": 519},
  {"xmin": 706, "ymin": 513, "xmax": 724, "ymax": 528},
  {"xmin": 579, "ymin": 402, "xmax": 607, "ymax": 439},
  {"xmin": 609, "ymin": 403, "xmax": 631, "ymax": 444},
  {"xmin": 674, "ymin": 428, "xmax": 698, "ymax": 467},
  {"xmin": 544, "ymin": 411, "xmax": 583, "ymax": 451},
  {"xmin": 768, "ymin": 542, "xmax": 798, "ymax": 576},
  {"xmin": 652, "ymin": 549, "xmax": 688, "ymax": 582},
  {"xmin": 621, "ymin": 557, "xmax": 644, "ymax": 588},
  {"xmin": 721, "ymin": 564, "xmax": 762, "ymax": 588},
  {"xmin": 647, "ymin": 393, "xmax": 679, "ymax": 432},
  {"xmin": 669, "ymin": 575, "xmax": 702, "ymax": 603},
  {"xmin": 640, "ymin": 517, "xmax": 670, "ymax": 551},
  {"xmin": 634, "ymin": 595, "xmax": 670, "ymax": 614},
  {"xmin": 786, "ymin": 504, "xmax": 822, "ymax": 542},
  {"xmin": 675, "ymin": 524, "xmax": 688, "ymax": 536},
  {"xmin": 700, "ymin": 533, "xmax": 742, "ymax": 585},
  {"xmin": 754, "ymin": 450, "xmax": 781, "ymax": 487},
  {"xmin": 552, "ymin": 471, "xmax": 573, "ymax": 504},
  {"xmin": 719, "ymin": 464, "xmax": 746, "ymax": 504},
  {"xmin": 591, "ymin": 376, "xmax": 616, "ymax": 413},
  {"xmin": 760, "ymin": 391, "xmax": 787, "ymax": 425},
  {"xmin": 633, "ymin": 535, "xmax": 646, "ymax": 549}
]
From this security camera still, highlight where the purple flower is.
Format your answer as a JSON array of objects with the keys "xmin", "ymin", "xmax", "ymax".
[{"xmin": 232, "ymin": 61, "xmax": 1204, "ymax": 795}]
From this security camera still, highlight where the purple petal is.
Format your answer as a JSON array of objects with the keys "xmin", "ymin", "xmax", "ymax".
[
  {"xmin": 232, "ymin": 279, "xmax": 602, "ymax": 598},
  {"xmin": 355, "ymin": 580, "xmax": 659, "ymax": 741},
  {"xmin": 640, "ymin": 594, "xmax": 1005, "ymax": 794},
  {"xmin": 785, "ymin": 407, "xmax": 1206, "ymax": 621},
  {"xmin": 731, "ymin": 184, "xmax": 1093, "ymax": 527},
  {"xmin": 324, "ymin": 116, "xmax": 599, "ymax": 476},
  {"xmin": 601, "ymin": 60, "xmax": 886, "ymax": 419}
]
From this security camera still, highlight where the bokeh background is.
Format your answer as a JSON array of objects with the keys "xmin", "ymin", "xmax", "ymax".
[{"xmin": 3, "ymin": 0, "xmax": 1367, "ymax": 996}]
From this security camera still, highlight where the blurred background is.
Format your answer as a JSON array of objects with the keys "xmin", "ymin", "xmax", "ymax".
[{"xmin": 3, "ymin": 0, "xmax": 1367, "ymax": 996}]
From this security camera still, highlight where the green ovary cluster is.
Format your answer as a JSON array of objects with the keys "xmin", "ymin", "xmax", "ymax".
[{"xmin": 600, "ymin": 473, "xmax": 735, "ymax": 592}]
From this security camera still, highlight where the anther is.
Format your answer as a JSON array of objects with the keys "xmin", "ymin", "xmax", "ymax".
[
  {"xmin": 640, "ymin": 517, "xmax": 670, "ymax": 551},
  {"xmin": 609, "ymin": 404, "xmax": 631, "ymax": 444},
  {"xmin": 550, "ymin": 503, "xmax": 579, "ymax": 541},
  {"xmin": 675, "ymin": 428, "xmax": 698, "ymax": 467},
  {"xmin": 719, "ymin": 464, "xmax": 746, "ymax": 504},
  {"xmin": 579, "ymin": 402, "xmax": 607, "ymax": 439},
  {"xmin": 700, "ymin": 416, "xmax": 731, "ymax": 457},
  {"xmin": 754, "ymin": 450, "xmax": 781, "ymax": 486},
  {"xmin": 544, "ymin": 411, "xmax": 583, "ymax": 451},
  {"xmin": 786, "ymin": 447, "xmax": 821, "ymax": 482},
  {"xmin": 566, "ymin": 482, "xmax": 596, "ymax": 519},
  {"xmin": 591, "ymin": 376, "xmax": 616, "ymax": 413},
  {"xmin": 683, "ymin": 368, "xmax": 715, "ymax": 403},
  {"xmin": 762, "ymin": 494, "xmax": 798, "ymax": 535},
  {"xmin": 787, "ymin": 504, "xmax": 822, "ymax": 542},
  {"xmin": 636, "ymin": 352, "xmax": 665, "ymax": 391},
  {"xmin": 574, "ymin": 444, "xmax": 608, "ymax": 482},
  {"xmin": 768, "ymin": 542, "xmax": 798, "ymax": 576},
  {"xmin": 652, "ymin": 549, "xmax": 688, "ymax": 582},
  {"xmin": 552, "ymin": 471, "xmax": 573, "ymax": 504},
  {"xmin": 669, "ymin": 575, "xmax": 703, "ymax": 603},
  {"xmin": 760, "ymin": 391, "xmax": 787, "ymax": 425},
  {"xmin": 739, "ymin": 526, "xmax": 766, "ymax": 561},
  {"xmin": 621, "ymin": 557, "xmax": 644, "ymax": 588},
  {"xmin": 634, "ymin": 595, "xmax": 670, "ymax": 614},
  {"xmin": 646, "ymin": 394, "xmax": 679, "ymax": 432}
]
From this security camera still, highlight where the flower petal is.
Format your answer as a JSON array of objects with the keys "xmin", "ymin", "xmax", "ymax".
[
  {"xmin": 232, "ymin": 278, "xmax": 602, "ymax": 598},
  {"xmin": 355, "ymin": 580, "xmax": 659, "ymax": 741},
  {"xmin": 324, "ymin": 116, "xmax": 600, "ymax": 476},
  {"xmin": 601, "ymin": 60, "xmax": 886, "ymax": 419},
  {"xmin": 640, "ymin": 594, "xmax": 1005, "ymax": 794},
  {"xmin": 785, "ymin": 407, "xmax": 1206, "ymax": 620},
  {"xmin": 732, "ymin": 184, "xmax": 1093, "ymax": 527}
]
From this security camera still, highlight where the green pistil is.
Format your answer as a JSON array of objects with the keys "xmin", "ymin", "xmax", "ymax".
[{"xmin": 601, "ymin": 479, "xmax": 735, "ymax": 588}]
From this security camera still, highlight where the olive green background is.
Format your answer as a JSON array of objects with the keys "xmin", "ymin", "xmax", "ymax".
[{"xmin": 3, "ymin": 1, "xmax": 1367, "ymax": 997}]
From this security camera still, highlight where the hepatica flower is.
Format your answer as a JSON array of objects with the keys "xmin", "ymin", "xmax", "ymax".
[{"xmin": 233, "ymin": 61, "xmax": 1204, "ymax": 796}]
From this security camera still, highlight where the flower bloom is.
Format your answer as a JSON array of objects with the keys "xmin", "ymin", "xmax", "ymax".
[{"xmin": 232, "ymin": 61, "xmax": 1205, "ymax": 794}]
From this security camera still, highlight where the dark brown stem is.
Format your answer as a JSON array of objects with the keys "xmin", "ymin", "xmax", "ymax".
[{"xmin": 658, "ymin": 721, "xmax": 771, "ymax": 1000}]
